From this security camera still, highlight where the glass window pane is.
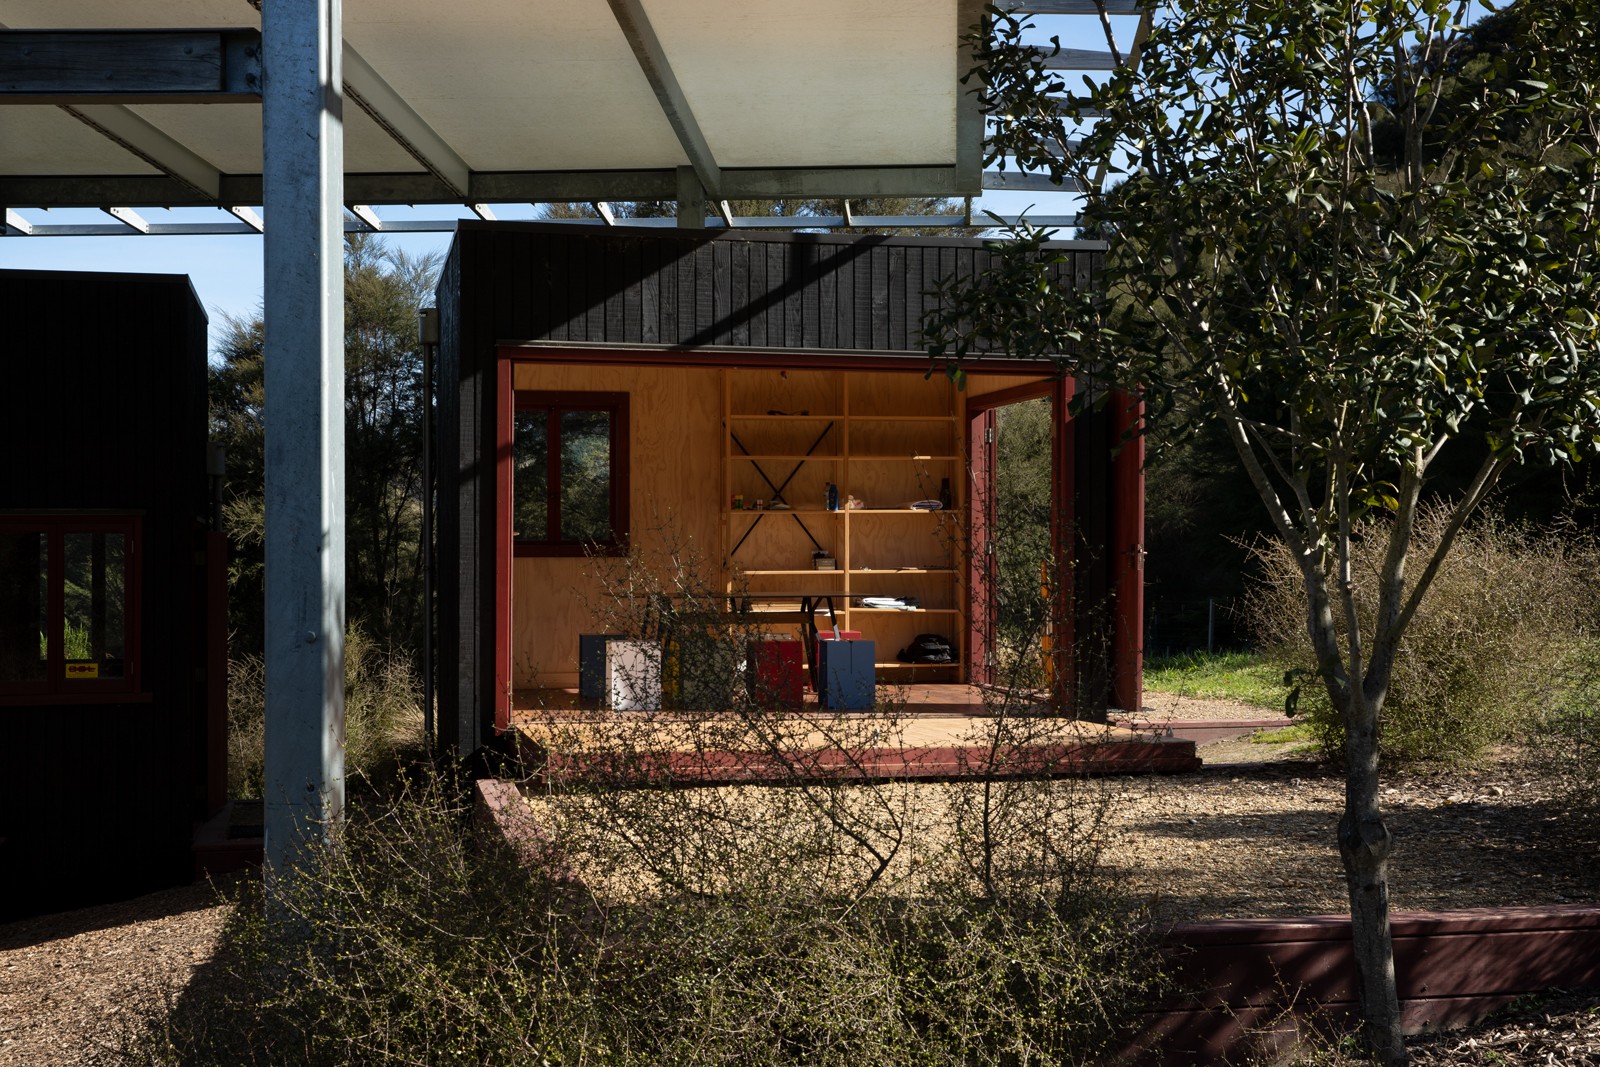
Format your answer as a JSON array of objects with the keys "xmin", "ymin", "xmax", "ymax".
[
  {"xmin": 560, "ymin": 410, "xmax": 612, "ymax": 543},
  {"xmin": 63, "ymin": 532, "xmax": 126, "ymax": 680},
  {"xmin": 0, "ymin": 531, "xmax": 47, "ymax": 684},
  {"xmin": 514, "ymin": 410, "xmax": 550, "ymax": 541}
]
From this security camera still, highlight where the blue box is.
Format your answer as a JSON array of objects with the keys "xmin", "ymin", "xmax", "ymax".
[
  {"xmin": 818, "ymin": 639, "xmax": 874, "ymax": 710},
  {"xmin": 579, "ymin": 634, "xmax": 623, "ymax": 701}
]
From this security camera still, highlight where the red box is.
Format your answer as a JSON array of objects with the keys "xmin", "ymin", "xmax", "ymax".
[
  {"xmin": 817, "ymin": 630, "xmax": 862, "ymax": 641},
  {"xmin": 746, "ymin": 638, "xmax": 804, "ymax": 709}
]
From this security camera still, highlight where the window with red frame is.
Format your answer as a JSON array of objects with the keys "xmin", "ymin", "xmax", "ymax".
[
  {"xmin": 0, "ymin": 516, "xmax": 139, "ymax": 698},
  {"xmin": 513, "ymin": 391, "xmax": 630, "ymax": 556}
]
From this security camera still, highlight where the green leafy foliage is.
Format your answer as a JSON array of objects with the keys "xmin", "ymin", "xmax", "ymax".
[{"xmin": 212, "ymin": 234, "xmax": 438, "ymax": 657}]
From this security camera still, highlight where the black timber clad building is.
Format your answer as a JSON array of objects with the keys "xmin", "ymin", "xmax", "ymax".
[{"xmin": 0, "ymin": 269, "xmax": 225, "ymax": 918}]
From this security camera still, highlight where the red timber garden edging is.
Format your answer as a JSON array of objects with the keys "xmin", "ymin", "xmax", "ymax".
[
  {"xmin": 1121, "ymin": 905, "xmax": 1600, "ymax": 1065},
  {"xmin": 472, "ymin": 779, "xmax": 1599, "ymax": 1066}
]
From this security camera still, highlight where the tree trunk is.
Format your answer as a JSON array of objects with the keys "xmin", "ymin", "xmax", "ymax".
[{"xmin": 1340, "ymin": 698, "xmax": 1408, "ymax": 1066}]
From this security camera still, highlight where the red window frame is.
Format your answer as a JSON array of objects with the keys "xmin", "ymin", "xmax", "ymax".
[
  {"xmin": 0, "ymin": 514, "xmax": 142, "ymax": 703},
  {"xmin": 511, "ymin": 390, "xmax": 630, "ymax": 558}
]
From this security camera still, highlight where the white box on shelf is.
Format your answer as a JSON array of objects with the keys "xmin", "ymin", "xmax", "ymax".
[{"xmin": 606, "ymin": 640, "xmax": 662, "ymax": 711}]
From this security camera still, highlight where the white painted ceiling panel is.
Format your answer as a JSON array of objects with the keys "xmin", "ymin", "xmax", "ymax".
[
  {"xmin": 122, "ymin": 102, "xmax": 426, "ymax": 175},
  {"xmin": 647, "ymin": 0, "xmax": 958, "ymax": 168},
  {"xmin": 342, "ymin": 0, "xmax": 687, "ymax": 172},
  {"xmin": 0, "ymin": 106, "xmax": 161, "ymax": 174}
]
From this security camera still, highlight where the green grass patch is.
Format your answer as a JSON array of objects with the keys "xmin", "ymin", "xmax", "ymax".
[
  {"xmin": 1144, "ymin": 650, "xmax": 1289, "ymax": 710},
  {"xmin": 1248, "ymin": 721, "xmax": 1318, "ymax": 745}
]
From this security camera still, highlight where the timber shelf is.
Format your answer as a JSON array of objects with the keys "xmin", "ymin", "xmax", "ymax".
[{"xmin": 723, "ymin": 368, "xmax": 966, "ymax": 681}]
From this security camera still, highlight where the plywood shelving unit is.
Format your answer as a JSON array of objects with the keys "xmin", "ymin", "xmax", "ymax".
[{"xmin": 723, "ymin": 369, "xmax": 965, "ymax": 680}]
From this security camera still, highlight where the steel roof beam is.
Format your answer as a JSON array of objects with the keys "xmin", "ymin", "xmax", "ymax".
[
  {"xmin": 103, "ymin": 205, "xmax": 149, "ymax": 232},
  {"xmin": 0, "ymin": 29, "xmax": 261, "ymax": 103},
  {"xmin": 1011, "ymin": 0, "xmax": 1143, "ymax": 14},
  {"xmin": 0, "ymin": 212, "xmax": 1087, "ymax": 236},
  {"xmin": 0, "ymin": 163, "xmax": 982, "ymax": 209},
  {"xmin": 61, "ymin": 104, "xmax": 225, "ymax": 200},
  {"xmin": 348, "ymin": 204, "xmax": 383, "ymax": 231},
  {"xmin": 1030, "ymin": 45, "xmax": 1120, "ymax": 69},
  {"xmin": 342, "ymin": 43, "xmax": 471, "ymax": 196},
  {"xmin": 983, "ymin": 171, "xmax": 1083, "ymax": 192},
  {"xmin": 228, "ymin": 205, "xmax": 265, "ymax": 231},
  {"xmin": 606, "ymin": 0, "xmax": 723, "ymax": 198}
]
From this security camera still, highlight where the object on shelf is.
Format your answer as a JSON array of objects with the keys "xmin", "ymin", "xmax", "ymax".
[
  {"xmin": 605, "ymin": 640, "xmax": 662, "ymax": 711},
  {"xmin": 732, "ymin": 494, "xmax": 745, "ymax": 510},
  {"xmin": 812, "ymin": 549, "xmax": 837, "ymax": 570},
  {"xmin": 768, "ymin": 501, "xmax": 790, "ymax": 510},
  {"xmin": 825, "ymin": 481, "xmax": 839, "ymax": 511},
  {"xmin": 579, "ymin": 633, "xmax": 625, "ymax": 701},
  {"xmin": 819, "ymin": 637, "xmax": 875, "ymax": 710},
  {"xmin": 898, "ymin": 633, "xmax": 954, "ymax": 664},
  {"xmin": 908, "ymin": 499, "xmax": 943, "ymax": 511},
  {"xmin": 939, "ymin": 477, "xmax": 953, "ymax": 509},
  {"xmin": 747, "ymin": 637, "xmax": 804, "ymax": 709},
  {"xmin": 859, "ymin": 596, "xmax": 920, "ymax": 610},
  {"xmin": 846, "ymin": 495, "xmax": 864, "ymax": 510}
]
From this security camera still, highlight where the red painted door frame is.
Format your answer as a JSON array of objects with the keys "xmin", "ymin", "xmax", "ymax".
[{"xmin": 966, "ymin": 408, "xmax": 998, "ymax": 686}]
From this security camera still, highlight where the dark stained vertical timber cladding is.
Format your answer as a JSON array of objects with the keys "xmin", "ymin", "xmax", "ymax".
[
  {"xmin": 0, "ymin": 269, "xmax": 211, "ymax": 919},
  {"xmin": 711, "ymin": 242, "xmax": 732, "ymax": 345},
  {"xmin": 1073, "ymin": 403, "xmax": 1114, "ymax": 716},
  {"xmin": 435, "ymin": 244, "xmax": 467, "ymax": 752},
  {"xmin": 434, "ymin": 223, "xmax": 1100, "ymax": 750}
]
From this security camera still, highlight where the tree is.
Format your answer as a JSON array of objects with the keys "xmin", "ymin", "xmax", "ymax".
[
  {"xmin": 212, "ymin": 234, "xmax": 440, "ymax": 656},
  {"xmin": 926, "ymin": 0, "xmax": 1600, "ymax": 1060}
]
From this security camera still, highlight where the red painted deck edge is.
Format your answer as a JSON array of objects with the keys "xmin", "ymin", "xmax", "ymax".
[{"xmin": 518, "ymin": 737, "xmax": 1200, "ymax": 788}]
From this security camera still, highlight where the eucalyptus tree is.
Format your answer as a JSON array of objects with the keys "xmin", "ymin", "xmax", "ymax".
[{"xmin": 925, "ymin": 1, "xmax": 1600, "ymax": 1060}]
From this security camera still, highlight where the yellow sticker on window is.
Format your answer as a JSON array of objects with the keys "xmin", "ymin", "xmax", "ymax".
[{"xmin": 65, "ymin": 662, "xmax": 99, "ymax": 680}]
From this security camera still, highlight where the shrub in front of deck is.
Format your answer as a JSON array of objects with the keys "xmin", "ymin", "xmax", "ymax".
[
  {"xmin": 131, "ymin": 745, "xmax": 1161, "ymax": 1065},
  {"xmin": 1246, "ymin": 508, "xmax": 1594, "ymax": 765}
]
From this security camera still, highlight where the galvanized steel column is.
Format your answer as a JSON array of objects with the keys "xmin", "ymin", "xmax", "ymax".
[{"xmin": 261, "ymin": 0, "xmax": 346, "ymax": 874}]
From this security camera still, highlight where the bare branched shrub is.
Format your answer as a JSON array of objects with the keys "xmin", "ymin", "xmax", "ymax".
[
  {"xmin": 140, "ymin": 522, "xmax": 1164, "ymax": 1065},
  {"xmin": 1527, "ymin": 640, "xmax": 1600, "ymax": 845},
  {"xmin": 1245, "ymin": 506, "xmax": 1594, "ymax": 765},
  {"xmin": 227, "ymin": 625, "xmax": 425, "ymax": 797}
]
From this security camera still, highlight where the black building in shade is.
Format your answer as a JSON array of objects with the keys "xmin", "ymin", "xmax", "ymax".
[{"xmin": 0, "ymin": 268, "xmax": 227, "ymax": 919}]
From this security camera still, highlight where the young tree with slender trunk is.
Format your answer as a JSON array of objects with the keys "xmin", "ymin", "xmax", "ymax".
[{"xmin": 926, "ymin": 1, "xmax": 1600, "ymax": 1060}]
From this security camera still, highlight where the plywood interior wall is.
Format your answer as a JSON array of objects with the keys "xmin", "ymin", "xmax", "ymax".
[
  {"xmin": 511, "ymin": 362, "xmax": 723, "ymax": 687},
  {"xmin": 963, "ymin": 372, "xmax": 1052, "ymax": 400}
]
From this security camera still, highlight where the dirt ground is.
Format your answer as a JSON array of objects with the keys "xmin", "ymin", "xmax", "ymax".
[{"xmin": 2, "ymin": 709, "xmax": 1597, "ymax": 1066}]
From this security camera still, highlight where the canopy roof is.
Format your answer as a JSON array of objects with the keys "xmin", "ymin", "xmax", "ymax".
[{"xmin": 0, "ymin": 0, "xmax": 1146, "ymax": 235}]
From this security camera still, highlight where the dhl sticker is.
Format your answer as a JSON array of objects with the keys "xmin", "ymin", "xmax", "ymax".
[{"xmin": 65, "ymin": 662, "xmax": 100, "ymax": 679}]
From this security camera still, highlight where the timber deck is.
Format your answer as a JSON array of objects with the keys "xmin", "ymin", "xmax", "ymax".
[{"xmin": 510, "ymin": 684, "xmax": 1200, "ymax": 788}]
